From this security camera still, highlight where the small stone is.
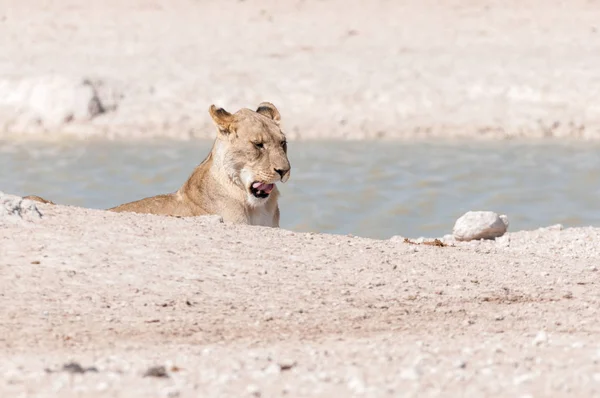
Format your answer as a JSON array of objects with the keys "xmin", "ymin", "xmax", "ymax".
[
  {"xmin": 246, "ymin": 384, "xmax": 261, "ymax": 397},
  {"xmin": 162, "ymin": 387, "xmax": 180, "ymax": 398},
  {"xmin": 277, "ymin": 359, "xmax": 297, "ymax": 371},
  {"xmin": 453, "ymin": 211, "xmax": 509, "ymax": 241},
  {"xmin": 143, "ymin": 366, "xmax": 169, "ymax": 378},
  {"xmin": 317, "ymin": 372, "xmax": 331, "ymax": 382},
  {"xmin": 96, "ymin": 382, "xmax": 109, "ymax": 391},
  {"xmin": 62, "ymin": 362, "xmax": 98, "ymax": 374},
  {"xmin": 263, "ymin": 363, "xmax": 280, "ymax": 375},
  {"xmin": 513, "ymin": 373, "xmax": 535, "ymax": 385},
  {"xmin": 388, "ymin": 235, "xmax": 406, "ymax": 243},
  {"xmin": 399, "ymin": 367, "xmax": 420, "ymax": 380},
  {"xmin": 442, "ymin": 234, "xmax": 456, "ymax": 243},
  {"xmin": 347, "ymin": 375, "xmax": 366, "ymax": 393},
  {"xmin": 532, "ymin": 331, "xmax": 548, "ymax": 346}
]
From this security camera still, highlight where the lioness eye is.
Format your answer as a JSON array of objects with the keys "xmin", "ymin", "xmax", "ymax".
[
  {"xmin": 254, "ymin": 142, "xmax": 264, "ymax": 149},
  {"xmin": 281, "ymin": 141, "xmax": 287, "ymax": 150}
]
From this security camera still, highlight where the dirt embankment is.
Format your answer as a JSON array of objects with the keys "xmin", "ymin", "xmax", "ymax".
[{"xmin": 1, "ymin": 196, "xmax": 599, "ymax": 397}]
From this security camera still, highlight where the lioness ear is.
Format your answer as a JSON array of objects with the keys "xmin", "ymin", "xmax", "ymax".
[
  {"xmin": 209, "ymin": 105, "xmax": 234, "ymax": 132},
  {"xmin": 256, "ymin": 102, "xmax": 281, "ymax": 125}
]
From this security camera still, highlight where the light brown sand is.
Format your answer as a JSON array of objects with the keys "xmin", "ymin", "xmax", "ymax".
[
  {"xmin": 2, "ymin": 1, "xmax": 600, "ymax": 395},
  {"xmin": 1, "ymin": 0, "xmax": 599, "ymax": 140},
  {"xmin": 1, "ymin": 202, "xmax": 599, "ymax": 397}
]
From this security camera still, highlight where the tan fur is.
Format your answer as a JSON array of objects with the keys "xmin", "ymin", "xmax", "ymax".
[
  {"xmin": 26, "ymin": 102, "xmax": 291, "ymax": 227},
  {"xmin": 23, "ymin": 195, "xmax": 55, "ymax": 205}
]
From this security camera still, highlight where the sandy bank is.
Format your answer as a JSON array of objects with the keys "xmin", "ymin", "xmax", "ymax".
[
  {"xmin": 1, "ymin": 196, "xmax": 600, "ymax": 396},
  {"xmin": 1, "ymin": 0, "xmax": 599, "ymax": 141}
]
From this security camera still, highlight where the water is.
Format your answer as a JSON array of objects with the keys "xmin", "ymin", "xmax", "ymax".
[{"xmin": 1, "ymin": 139, "xmax": 599, "ymax": 239}]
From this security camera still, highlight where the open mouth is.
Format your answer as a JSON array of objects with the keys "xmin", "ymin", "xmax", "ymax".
[{"xmin": 250, "ymin": 182, "xmax": 275, "ymax": 198}]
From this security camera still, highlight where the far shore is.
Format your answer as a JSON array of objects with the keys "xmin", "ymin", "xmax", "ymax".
[{"xmin": 1, "ymin": 0, "xmax": 599, "ymax": 141}]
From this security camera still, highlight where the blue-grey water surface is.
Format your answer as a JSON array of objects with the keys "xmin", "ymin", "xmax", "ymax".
[{"xmin": 1, "ymin": 139, "xmax": 599, "ymax": 239}]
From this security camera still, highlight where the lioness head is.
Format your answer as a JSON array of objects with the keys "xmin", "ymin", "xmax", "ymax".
[{"xmin": 209, "ymin": 102, "xmax": 291, "ymax": 206}]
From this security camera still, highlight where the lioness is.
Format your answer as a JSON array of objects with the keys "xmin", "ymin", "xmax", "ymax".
[{"xmin": 25, "ymin": 102, "xmax": 291, "ymax": 227}]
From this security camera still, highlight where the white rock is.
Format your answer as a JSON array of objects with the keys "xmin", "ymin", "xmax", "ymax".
[
  {"xmin": 399, "ymin": 366, "xmax": 421, "ymax": 380},
  {"xmin": 532, "ymin": 330, "xmax": 548, "ymax": 346},
  {"xmin": 442, "ymin": 234, "xmax": 456, "ymax": 243},
  {"xmin": 0, "ymin": 192, "xmax": 42, "ymax": 223},
  {"xmin": 388, "ymin": 235, "xmax": 406, "ymax": 242},
  {"xmin": 453, "ymin": 211, "xmax": 509, "ymax": 241},
  {"xmin": 246, "ymin": 384, "xmax": 261, "ymax": 397},
  {"xmin": 513, "ymin": 373, "xmax": 536, "ymax": 385},
  {"xmin": 263, "ymin": 363, "xmax": 280, "ymax": 375},
  {"xmin": 346, "ymin": 375, "xmax": 366, "ymax": 394}
]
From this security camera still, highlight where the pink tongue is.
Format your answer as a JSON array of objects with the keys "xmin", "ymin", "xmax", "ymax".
[{"xmin": 252, "ymin": 182, "xmax": 274, "ymax": 193}]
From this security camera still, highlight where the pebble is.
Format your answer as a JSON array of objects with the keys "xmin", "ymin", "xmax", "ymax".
[
  {"xmin": 317, "ymin": 371, "xmax": 331, "ymax": 382},
  {"xmin": 513, "ymin": 373, "xmax": 535, "ymax": 385},
  {"xmin": 162, "ymin": 387, "xmax": 180, "ymax": 398},
  {"xmin": 263, "ymin": 363, "xmax": 280, "ymax": 375},
  {"xmin": 532, "ymin": 331, "xmax": 548, "ymax": 346},
  {"xmin": 277, "ymin": 358, "xmax": 297, "ymax": 371},
  {"xmin": 96, "ymin": 382, "xmax": 109, "ymax": 391},
  {"xmin": 246, "ymin": 384, "xmax": 261, "ymax": 397},
  {"xmin": 143, "ymin": 366, "xmax": 169, "ymax": 378},
  {"xmin": 399, "ymin": 367, "xmax": 420, "ymax": 380},
  {"xmin": 388, "ymin": 235, "xmax": 406, "ymax": 243},
  {"xmin": 60, "ymin": 362, "xmax": 98, "ymax": 374},
  {"xmin": 347, "ymin": 375, "xmax": 366, "ymax": 394}
]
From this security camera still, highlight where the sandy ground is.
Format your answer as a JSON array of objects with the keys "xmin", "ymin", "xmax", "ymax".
[
  {"xmin": 1, "ymin": 0, "xmax": 600, "ymax": 140},
  {"xmin": 2, "ymin": 2, "xmax": 600, "ymax": 395},
  {"xmin": 2, "ymin": 199, "xmax": 600, "ymax": 397}
]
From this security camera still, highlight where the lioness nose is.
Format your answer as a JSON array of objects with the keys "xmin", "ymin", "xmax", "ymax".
[{"xmin": 275, "ymin": 168, "xmax": 289, "ymax": 178}]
